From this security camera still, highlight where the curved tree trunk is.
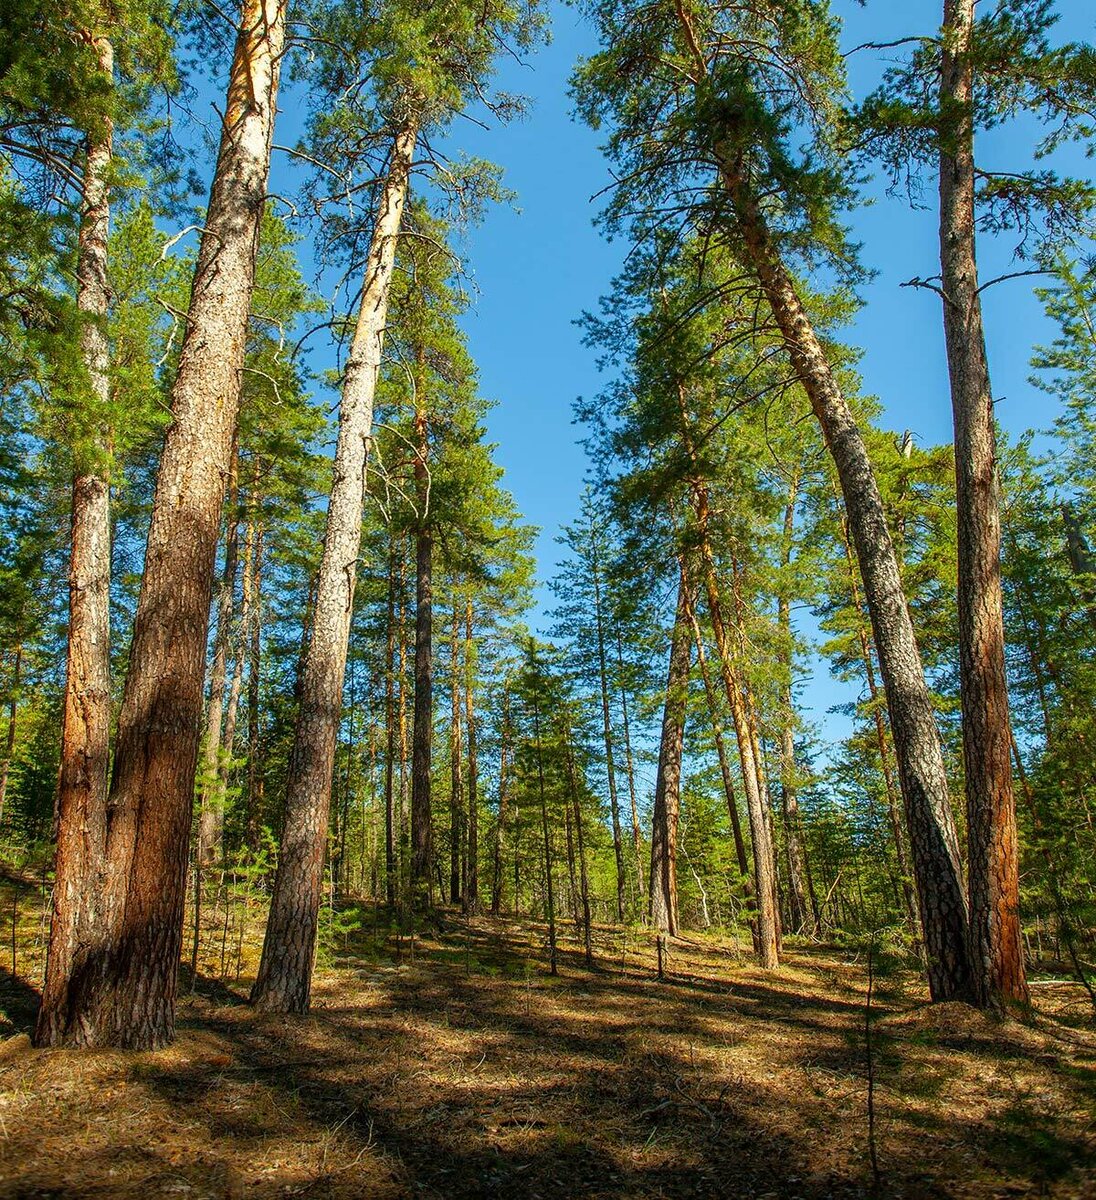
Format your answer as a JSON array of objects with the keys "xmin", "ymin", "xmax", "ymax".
[
  {"xmin": 715, "ymin": 154, "xmax": 971, "ymax": 999},
  {"xmin": 38, "ymin": 0, "xmax": 286, "ymax": 1049},
  {"xmin": 251, "ymin": 114, "xmax": 417, "ymax": 1014},
  {"xmin": 939, "ymin": 0, "xmax": 1027, "ymax": 1009},
  {"xmin": 37, "ymin": 32, "xmax": 115, "ymax": 1049}
]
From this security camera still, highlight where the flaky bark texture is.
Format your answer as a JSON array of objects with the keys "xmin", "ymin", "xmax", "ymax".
[
  {"xmin": 251, "ymin": 115, "xmax": 416, "ymax": 1014},
  {"xmin": 940, "ymin": 0, "xmax": 1027, "ymax": 1009},
  {"xmin": 715, "ymin": 151, "xmax": 971, "ymax": 999},
  {"xmin": 36, "ymin": 34, "xmax": 116, "ymax": 1050},
  {"xmin": 50, "ymin": 0, "xmax": 286, "ymax": 1049},
  {"xmin": 649, "ymin": 562, "xmax": 692, "ymax": 936}
]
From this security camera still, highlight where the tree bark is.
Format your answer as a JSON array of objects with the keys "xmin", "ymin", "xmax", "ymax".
[
  {"xmin": 531, "ymin": 681, "xmax": 557, "ymax": 974},
  {"xmin": 464, "ymin": 597, "xmax": 479, "ymax": 913},
  {"xmin": 648, "ymin": 561, "xmax": 692, "ymax": 937},
  {"xmin": 411, "ymin": 409, "xmax": 433, "ymax": 896},
  {"xmin": 0, "ymin": 647, "xmax": 21, "ymax": 827},
  {"xmin": 251, "ymin": 113, "xmax": 417, "ymax": 1014},
  {"xmin": 197, "ymin": 446, "xmax": 240, "ymax": 866},
  {"xmin": 384, "ymin": 538, "xmax": 399, "ymax": 905},
  {"xmin": 37, "ymin": 32, "xmax": 115, "ymax": 1048},
  {"xmin": 38, "ymin": 0, "xmax": 286, "ymax": 1049},
  {"xmin": 834, "ymin": 490, "xmax": 920, "ymax": 942},
  {"xmin": 616, "ymin": 629, "xmax": 645, "ymax": 897},
  {"xmin": 777, "ymin": 475, "xmax": 810, "ymax": 934},
  {"xmin": 565, "ymin": 732, "xmax": 594, "ymax": 966},
  {"xmin": 939, "ymin": 0, "xmax": 1027, "ymax": 1009},
  {"xmin": 681, "ymin": 572, "xmax": 757, "ymax": 943},
  {"xmin": 491, "ymin": 691, "xmax": 511, "ymax": 916},
  {"xmin": 244, "ymin": 515, "xmax": 264, "ymax": 848},
  {"xmin": 713, "ymin": 146, "xmax": 970, "ymax": 1000},
  {"xmin": 591, "ymin": 539, "xmax": 626, "ymax": 921},
  {"xmin": 449, "ymin": 599, "xmax": 463, "ymax": 906}
]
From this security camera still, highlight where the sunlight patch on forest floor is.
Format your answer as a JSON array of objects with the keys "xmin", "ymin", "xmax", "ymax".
[{"xmin": 2, "ymin": 873, "xmax": 1094, "ymax": 1199}]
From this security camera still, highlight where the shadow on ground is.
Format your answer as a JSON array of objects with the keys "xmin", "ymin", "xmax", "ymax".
[{"xmin": 1, "ymin": 896, "xmax": 1094, "ymax": 1199}]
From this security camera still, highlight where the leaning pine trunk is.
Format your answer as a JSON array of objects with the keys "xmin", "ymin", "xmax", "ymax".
[
  {"xmin": 37, "ymin": 32, "xmax": 115, "ymax": 1049},
  {"xmin": 37, "ymin": 0, "xmax": 286, "ymax": 1049},
  {"xmin": 648, "ymin": 560, "xmax": 692, "ymax": 937},
  {"xmin": 939, "ymin": 0, "xmax": 1027, "ymax": 1009},
  {"xmin": 251, "ymin": 113, "xmax": 417, "ymax": 1014}
]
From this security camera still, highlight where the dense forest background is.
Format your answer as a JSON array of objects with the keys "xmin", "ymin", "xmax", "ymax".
[{"xmin": 1, "ymin": 0, "xmax": 1095, "ymax": 1054}]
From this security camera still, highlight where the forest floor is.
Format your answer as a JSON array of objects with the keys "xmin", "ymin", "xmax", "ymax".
[{"xmin": 1, "ymin": 866, "xmax": 1095, "ymax": 1199}]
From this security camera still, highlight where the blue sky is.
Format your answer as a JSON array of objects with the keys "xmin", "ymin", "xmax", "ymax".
[{"xmin": 421, "ymin": 0, "xmax": 1094, "ymax": 741}]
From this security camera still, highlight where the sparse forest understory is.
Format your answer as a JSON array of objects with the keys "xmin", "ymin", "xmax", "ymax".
[{"xmin": 2, "ymin": 0, "xmax": 1096, "ymax": 1195}]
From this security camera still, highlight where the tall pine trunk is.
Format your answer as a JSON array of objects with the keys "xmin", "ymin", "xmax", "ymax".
[
  {"xmin": 449, "ymin": 600, "xmax": 464, "ymax": 906},
  {"xmin": 251, "ymin": 114, "xmax": 417, "ymax": 1014},
  {"xmin": 715, "ymin": 152, "xmax": 970, "ymax": 999},
  {"xmin": 649, "ymin": 561, "xmax": 692, "ymax": 936},
  {"xmin": 197, "ymin": 445, "xmax": 240, "ymax": 866},
  {"xmin": 939, "ymin": 0, "xmax": 1027, "ymax": 1009},
  {"xmin": 411, "ymin": 409, "xmax": 433, "ymax": 896},
  {"xmin": 37, "ymin": 0, "xmax": 286, "ymax": 1049},
  {"xmin": 591, "ymin": 543, "xmax": 626, "ymax": 921},
  {"xmin": 491, "ymin": 690, "xmax": 511, "ymax": 916},
  {"xmin": 384, "ymin": 539, "xmax": 399, "ymax": 905},
  {"xmin": 37, "ymin": 33, "xmax": 115, "ymax": 1049},
  {"xmin": 464, "ymin": 597, "xmax": 479, "ymax": 913},
  {"xmin": 777, "ymin": 476, "xmax": 809, "ymax": 934},
  {"xmin": 0, "ymin": 647, "xmax": 21, "ymax": 827}
]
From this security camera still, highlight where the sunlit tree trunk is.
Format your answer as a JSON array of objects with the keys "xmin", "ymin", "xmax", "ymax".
[
  {"xmin": 37, "ymin": 0, "xmax": 287, "ymax": 1048},
  {"xmin": 38, "ymin": 32, "xmax": 115, "ymax": 1048},
  {"xmin": 251, "ymin": 114, "xmax": 417, "ymax": 1014},
  {"xmin": 940, "ymin": 0, "xmax": 1027, "ymax": 1010}
]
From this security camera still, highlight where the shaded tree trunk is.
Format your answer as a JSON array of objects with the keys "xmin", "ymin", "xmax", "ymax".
[
  {"xmin": 251, "ymin": 113, "xmax": 417, "ymax": 1014},
  {"xmin": 649, "ymin": 561, "xmax": 692, "ymax": 937},
  {"xmin": 37, "ymin": 0, "xmax": 287, "ymax": 1049},
  {"xmin": 0, "ymin": 647, "xmax": 21, "ymax": 827},
  {"xmin": 244, "ymin": 516, "xmax": 264, "ymax": 848},
  {"xmin": 491, "ymin": 690, "xmax": 512, "ymax": 916},
  {"xmin": 939, "ymin": 0, "xmax": 1027, "ymax": 1010},
  {"xmin": 449, "ymin": 599, "xmax": 463, "ymax": 906},
  {"xmin": 715, "ymin": 146, "xmax": 970, "ymax": 1000},
  {"xmin": 384, "ymin": 538, "xmax": 399, "ymax": 905}
]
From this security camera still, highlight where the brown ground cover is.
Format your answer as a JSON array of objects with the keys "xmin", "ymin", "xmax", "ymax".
[{"xmin": 1, "ymin": 870, "xmax": 1094, "ymax": 1199}]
